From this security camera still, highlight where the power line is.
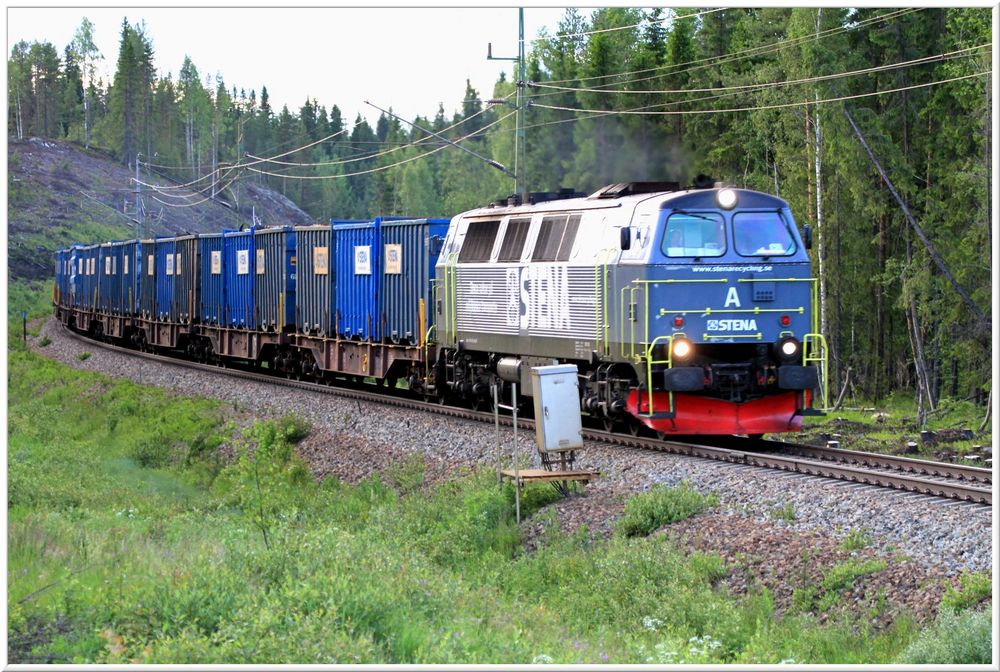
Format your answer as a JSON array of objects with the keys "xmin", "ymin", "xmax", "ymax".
[
  {"xmin": 134, "ymin": 128, "xmax": 348, "ymax": 192},
  {"xmin": 531, "ymin": 71, "xmax": 990, "ymax": 117},
  {"xmin": 245, "ymin": 110, "xmax": 515, "ymax": 181},
  {"xmin": 528, "ymin": 45, "xmax": 987, "ymax": 96},
  {"xmin": 243, "ymin": 98, "xmax": 508, "ymax": 169},
  {"xmin": 530, "ymin": 7, "xmax": 728, "ymax": 42},
  {"xmin": 148, "ymin": 173, "xmax": 243, "ymax": 209},
  {"xmin": 537, "ymin": 7, "xmax": 918, "ymax": 89}
]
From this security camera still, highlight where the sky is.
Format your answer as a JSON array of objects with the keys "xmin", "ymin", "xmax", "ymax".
[{"xmin": 6, "ymin": 5, "xmax": 573, "ymax": 127}]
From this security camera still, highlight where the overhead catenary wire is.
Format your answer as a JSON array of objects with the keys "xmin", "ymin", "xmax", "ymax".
[
  {"xmin": 531, "ymin": 71, "xmax": 990, "ymax": 117},
  {"xmin": 245, "ymin": 109, "xmax": 516, "ymax": 181}
]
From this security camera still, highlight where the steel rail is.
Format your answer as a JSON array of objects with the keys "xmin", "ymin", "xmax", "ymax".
[{"xmin": 55, "ymin": 322, "xmax": 992, "ymax": 506}]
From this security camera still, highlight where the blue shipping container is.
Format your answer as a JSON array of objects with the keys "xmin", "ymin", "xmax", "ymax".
[
  {"xmin": 381, "ymin": 218, "xmax": 449, "ymax": 344},
  {"xmin": 294, "ymin": 225, "xmax": 334, "ymax": 336},
  {"xmin": 333, "ymin": 219, "xmax": 381, "ymax": 340},
  {"xmin": 75, "ymin": 244, "xmax": 100, "ymax": 311},
  {"xmin": 253, "ymin": 226, "xmax": 297, "ymax": 331},
  {"xmin": 199, "ymin": 234, "xmax": 224, "ymax": 325},
  {"xmin": 154, "ymin": 237, "xmax": 176, "ymax": 320},
  {"xmin": 122, "ymin": 240, "xmax": 141, "ymax": 315},
  {"xmin": 101, "ymin": 241, "xmax": 127, "ymax": 314},
  {"xmin": 139, "ymin": 240, "xmax": 156, "ymax": 318},
  {"xmin": 223, "ymin": 229, "xmax": 255, "ymax": 329},
  {"xmin": 173, "ymin": 235, "xmax": 199, "ymax": 323},
  {"xmin": 55, "ymin": 248, "xmax": 69, "ymax": 306}
]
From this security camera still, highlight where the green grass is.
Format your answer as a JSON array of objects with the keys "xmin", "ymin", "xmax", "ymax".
[
  {"xmin": 9, "ymin": 345, "xmax": 976, "ymax": 664},
  {"xmin": 801, "ymin": 391, "xmax": 991, "ymax": 459},
  {"xmin": 617, "ymin": 482, "xmax": 718, "ymax": 537}
]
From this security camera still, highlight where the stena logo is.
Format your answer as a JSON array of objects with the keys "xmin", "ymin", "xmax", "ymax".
[
  {"xmin": 707, "ymin": 319, "xmax": 758, "ymax": 331},
  {"xmin": 505, "ymin": 266, "xmax": 571, "ymax": 330}
]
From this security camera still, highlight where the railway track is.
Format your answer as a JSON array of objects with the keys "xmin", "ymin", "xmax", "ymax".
[{"xmin": 56, "ymin": 322, "xmax": 993, "ymax": 507}]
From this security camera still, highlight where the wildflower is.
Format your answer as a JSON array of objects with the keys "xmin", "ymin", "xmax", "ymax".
[
  {"xmin": 532, "ymin": 654, "xmax": 553, "ymax": 664},
  {"xmin": 642, "ymin": 615, "xmax": 664, "ymax": 632}
]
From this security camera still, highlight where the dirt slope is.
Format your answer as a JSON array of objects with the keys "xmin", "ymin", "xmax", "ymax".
[{"xmin": 8, "ymin": 137, "xmax": 314, "ymax": 282}]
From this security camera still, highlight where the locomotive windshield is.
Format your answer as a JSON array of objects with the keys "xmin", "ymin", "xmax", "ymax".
[
  {"xmin": 662, "ymin": 212, "xmax": 726, "ymax": 257},
  {"xmin": 733, "ymin": 211, "xmax": 797, "ymax": 257}
]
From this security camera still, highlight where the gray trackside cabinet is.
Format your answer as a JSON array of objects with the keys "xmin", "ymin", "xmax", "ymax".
[{"xmin": 530, "ymin": 365, "xmax": 584, "ymax": 453}]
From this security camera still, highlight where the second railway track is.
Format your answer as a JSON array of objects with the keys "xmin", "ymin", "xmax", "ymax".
[{"xmin": 57, "ymin": 322, "xmax": 993, "ymax": 507}]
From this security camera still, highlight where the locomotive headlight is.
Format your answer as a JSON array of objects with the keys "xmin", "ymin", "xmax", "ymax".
[
  {"xmin": 775, "ymin": 336, "xmax": 800, "ymax": 363},
  {"xmin": 716, "ymin": 188, "xmax": 738, "ymax": 210},
  {"xmin": 671, "ymin": 338, "xmax": 694, "ymax": 361}
]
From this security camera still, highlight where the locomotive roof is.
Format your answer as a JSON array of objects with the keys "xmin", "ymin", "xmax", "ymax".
[{"xmin": 460, "ymin": 186, "xmax": 789, "ymax": 218}]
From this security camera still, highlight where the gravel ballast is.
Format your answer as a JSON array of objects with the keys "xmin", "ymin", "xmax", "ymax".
[{"xmin": 31, "ymin": 318, "xmax": 993, "ymax": 618}]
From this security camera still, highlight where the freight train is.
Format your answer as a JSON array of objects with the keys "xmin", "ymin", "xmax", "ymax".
[{"xmin": 53, "ymin": 180, "xmax": 827, "ymax": 436}]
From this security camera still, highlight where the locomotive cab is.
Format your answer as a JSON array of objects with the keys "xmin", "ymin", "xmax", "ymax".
[{"xmin": 620, "ymin": 187, "xmax": 827, "ymax": 434}]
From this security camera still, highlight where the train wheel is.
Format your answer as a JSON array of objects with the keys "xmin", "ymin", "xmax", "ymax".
[
  {"xmin": 602, "ymin": 417, "xmax": 616, "ymax": 432},
  {"xmin": 627, "ymin": 418, "xmax": 643, "ymax": 436},
  {"xmin": 656, "ymin": 431, "xmax": 667, "ymax": 441}
]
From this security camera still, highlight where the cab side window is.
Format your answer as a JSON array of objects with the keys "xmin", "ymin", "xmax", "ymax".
[{"xmin": 662, "ymin": 212, "xmax": 726, "ymax": 257}]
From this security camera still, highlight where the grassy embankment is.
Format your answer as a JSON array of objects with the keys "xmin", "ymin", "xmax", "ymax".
[
  {"xmin": 800, "ymin": 391, "xmax": 991, "ymax": 460},
  {"xmin": 8, "ymin": 283, "xmax": 991, "ymax": 664}
]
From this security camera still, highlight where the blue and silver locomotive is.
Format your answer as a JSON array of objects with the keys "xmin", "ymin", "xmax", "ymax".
[{"xmin": 432, "ymin": 180, "xmax": 827, "ymax": 434}]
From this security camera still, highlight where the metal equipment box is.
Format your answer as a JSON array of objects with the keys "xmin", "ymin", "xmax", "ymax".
[
  {"xmin": 295, "ymin": 224, "xmax": 334, "ymax": 336},
  {"xmin": 333, "ymin": 219, "xmax": 381, "ymax": 341},
  {"xmin": 199, "ymin": 234, "xmax": 224, "ymax": 325},
  {"xmin": 223, "ymin": 229, "xmax": 255, "ymax": 328},
  {"xmin": 173, "ymin": 235, "xmax": 200, "ymax": 323},
  {"xmin": 530, "ymin": 364, "xmax": 583, "ymax": 453},
  {"xmin": 381, "ymin": 218, "xmax": 449, "ymax": 344},
  {"xmin": 253, "ymin": 226, "xmax": 297, "ymax": 331}
]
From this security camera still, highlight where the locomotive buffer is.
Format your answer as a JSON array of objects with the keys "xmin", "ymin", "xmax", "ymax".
[{"xmin": 500, "ymin": 365, "xmax": 599, "ymax": 499}]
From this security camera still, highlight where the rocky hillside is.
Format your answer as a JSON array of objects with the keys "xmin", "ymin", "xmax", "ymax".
[{"xmin": 8, "ymin": 137, "xmax": 314, "ymax": 281}]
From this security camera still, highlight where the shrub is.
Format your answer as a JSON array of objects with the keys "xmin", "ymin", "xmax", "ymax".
[
  {"xmin": 816, "ymin": 558, "xmax": 887, "ymax": 611},
  {"xmin": 277, "ymin": 414, "xmax": 310, "ymax": 444},
  {"xmin": 128, "ymin": 434, "xmax": 172, "ymax": 468},
  {"xmin": 840, "ymin": 529, "xmax": 872, "ymax": 551},
  {"xmin": 77, "ymin": 351, "xmax": 91, "ymax": 361},
  {"xmin": 941, "ymin": 571, "xmax": 991, "ymax": 612},
  {"xmin": 768, "ymin": 501, "xmax": 796, "ymax": 523},
  {"xmin": 617, "ymin": 482, "xmax": 717, "ymax": 537},
  {"xmin": 38, "ymin": 336, "xmax": 51, "ymax": 347},
  {"xmin": 897, "ymin": 607, "xmax": 992, "ymax": 664}
]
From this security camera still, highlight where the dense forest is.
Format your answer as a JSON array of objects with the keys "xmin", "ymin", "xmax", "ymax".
[{"xmin": 7, "ymin": 8, "xmax": 992, "ymax": 414}]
